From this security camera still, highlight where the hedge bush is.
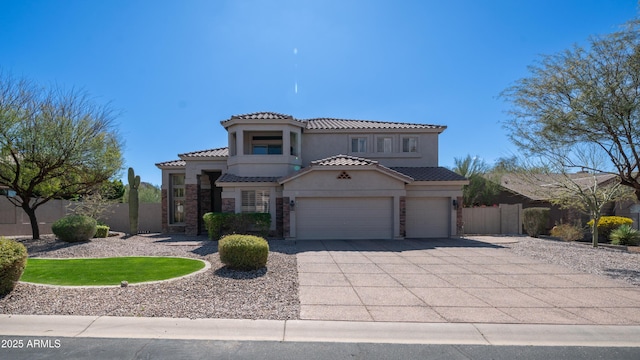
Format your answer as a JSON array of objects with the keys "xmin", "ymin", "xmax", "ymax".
[
  {"xmin": 94, "ymin": 225, "xmax": 110, "ymax": 238},
  {"xmin": 218, "ymin": 234, "xmax": 269, "ymax": 270},
  {"xmin": 587, "ymin": 216, "xmax": 633, "ymax": 241},
  {"xmin": 523, "ymin": 207, "xmax": 550, "ymax": 238},
  {"xmin": 0, "ymin": 237, "xmax": 28, "ymax": 296},
  {"xmin": 203, "ymin": 212, "xmax": 271, "ymax": 239},
  {"xmin": 550, "ymin": 223, "xmax": 584, "ymax": 242},
  {"xmin": 52, "ymin": 215, "xmax": 98, "ymax": 242},
  {"xmin": 609, "ymin": 224, "xmax": 640, "ymax": 246}
]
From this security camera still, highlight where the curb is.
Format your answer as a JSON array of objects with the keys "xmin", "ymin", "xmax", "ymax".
[{"xmin": 1, "ymin": 315, "xmax": 639, "ymax": 347}]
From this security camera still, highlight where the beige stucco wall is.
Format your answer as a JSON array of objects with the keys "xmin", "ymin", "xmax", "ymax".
[{"xmin": 301, "ymin": 132, "xmax": 440, "ymax": 167}]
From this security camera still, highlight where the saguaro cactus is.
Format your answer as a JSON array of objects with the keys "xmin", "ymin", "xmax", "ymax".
[{"xmin": 128, "ymin": 167, "xmax": 141, "ymax": 235}]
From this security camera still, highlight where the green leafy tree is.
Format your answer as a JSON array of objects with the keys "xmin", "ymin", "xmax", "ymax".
[
  {"xmin": 452, "ymin": 155, "xmax": 500, "ymax": 206},
  {"xmin": 502, "ymin": 18, "xmax": 640, "ymax": 200},
  {"xmin": 123, "ymin": 182, "xmax": 161, "ymax": 203},
  {"xmin": 0, "ymin": 72, "xmax": 123, "ymax": 239}
]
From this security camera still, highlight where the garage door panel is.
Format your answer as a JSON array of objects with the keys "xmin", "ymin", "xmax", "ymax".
[
  {"xmin": 296, "ymin": 198, "xmax": 392, "ymax": 240},
  {"xmin": 406, "ymin": 197, "xmax": 450, "ymax": 238}
]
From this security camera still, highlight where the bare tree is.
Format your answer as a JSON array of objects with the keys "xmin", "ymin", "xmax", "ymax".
[{"xmin": 515, "ymin": 148, "xmax": 634, "ymax": 247}]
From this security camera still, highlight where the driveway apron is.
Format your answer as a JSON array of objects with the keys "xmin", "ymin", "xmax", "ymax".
[{"xmin": 296, "ymin": 238, "xmax": 640, "ymax": 324}]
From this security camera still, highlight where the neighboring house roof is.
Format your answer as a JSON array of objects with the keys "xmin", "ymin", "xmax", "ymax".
[
  {"xmin": 217, "ymin": 173, "xmax": 280, "ymax": 183},
  {"xmin": 499, "ymin": 173, "xmax": 618, "ymax": 201},
  {"xmin": 391, "ymin": 167, "xmax": 468, "ymax": 182}
]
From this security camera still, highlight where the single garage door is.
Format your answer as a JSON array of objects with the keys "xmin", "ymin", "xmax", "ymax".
[
  {"xmin": 405, "ymin": 197, "xmax": 450, "ymax": 238},
  {"xmin": 296, "ymin": 197, "xmax": 393, "ymax": 240}
]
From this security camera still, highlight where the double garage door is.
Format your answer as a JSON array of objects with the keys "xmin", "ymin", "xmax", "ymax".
[
  {"xmin": 294, "ymin": 196, "xmax": 451, "ymax": 240},
  {"xmin": 295, "ymin": 197, "xmax": 393, "ymax": 240}
]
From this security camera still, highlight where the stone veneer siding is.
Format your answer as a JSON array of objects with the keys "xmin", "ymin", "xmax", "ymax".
[
  {"xmin": 199, "ymin": 188, "xmax": 212, "ymax": 234},
  {"xmin": 185, "ymin": 184, "xmax": 198, "ymax": 235},
  {"xmin": 222, "ymin": 198, "xmax": 235, "ymax": 213},
  {"xmin": 276, "ymin": 197, "xmax": 283, "ymax": 238},
  {"xmin": 399, "ymin": 196, "xmax": 406, "ymax": 237}
]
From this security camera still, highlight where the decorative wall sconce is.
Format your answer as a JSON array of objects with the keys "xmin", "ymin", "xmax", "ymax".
[
  {"xmin": 289, "ymin": 199, "xmax": 295, "ymax": 209},
  {"xmin": 452, "ymin": 199, "xmax": 458, "ymax": 209}
]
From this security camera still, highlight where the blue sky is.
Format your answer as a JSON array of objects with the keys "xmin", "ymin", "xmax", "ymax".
[{"xmin": 1, "ymin": 0, "xmax": 637, "ymax": 186}]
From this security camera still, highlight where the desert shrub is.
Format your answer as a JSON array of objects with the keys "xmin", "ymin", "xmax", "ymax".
[
  {"xmin": 609, "ymin": 224, "xmax": 640, "ymax": 246},
  {"xmin": 550, "ymin": 223, "xmax": 584, "ymax": 242},
  {"xmin": 587, "ymin": 216, "xmax": 633, "ymax": 241},
  {"xmin": 523, "ymin": 207, "xmax": 550, "ymax": 238},
  {"xmin": 94, "ymin": 225, "xmax": 110, "ymax": 238},
  {"xmin": 52, "ymin": 215, "xmax": 97, "ymax": 242},
  {"xmin": 244, "ymin": 213, "xmax": 271, "ymax": 237},
  {"xmin": 218, "ymin": 234, "xmax": 269, "ymax": 270},
  {"xmin": 0, "ymin": 237, "xmax": 28, "ymax": 296},
  {"xmin": 203, "ymin": 212, "xmax": 272, "ymax": 239}
]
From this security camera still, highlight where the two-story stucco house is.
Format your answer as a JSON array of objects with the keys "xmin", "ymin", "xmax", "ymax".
[{"xmin": 155, "ymin": 112, "xmax": 467, "ymax": 240}]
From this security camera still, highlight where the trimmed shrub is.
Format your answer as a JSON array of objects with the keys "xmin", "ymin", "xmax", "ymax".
[
  {"xmin": 52, "ymin": 215, "xmax": 98, "ymax": 242},
  {"xmin": 587, "ymin": 216, "xmax": 633, "ymax": 241},
  {"xmin": 609, "ymin": 224, "xmax": 640, "ymax": 246},
  {"xmin": 0, "ymin": 237, "xmax": 28, "ymax": 296},
  {"xmin": 523, "ymin": 207, "xmax": 550, "ymax": 238},
  {"xmin": 94, "ymin": 225, "xmax": 110, "ymax": 238},
  {"xmin": 218, "ymin": 234, "xmax": 269, "ymax": 270},
  {"xmin": 550, "ymin": 223, "xmax": 584, "ymax": 242},
  {"xmin": 203, "ymin": 212, "xmax": 272, "ymax": 239}
]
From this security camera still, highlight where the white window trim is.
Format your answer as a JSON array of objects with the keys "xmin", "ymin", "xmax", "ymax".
[
  {"xmin": 170, "ymin": 174, "xmax": 185, "ymax": 224},
  {"xmin": 241, "ymin": 189, "xmax": 270, "ymax": 213},
  {"xmin": 376, "ymin": 136, "xmax": 393, "ymax": 153},
  {"xmin": 350, "ymin": 136, "xmax": 368, "ymax": 153},
  {"xmin": 402, "ymin": 136, "xmax": 418, "ymax": 153}
]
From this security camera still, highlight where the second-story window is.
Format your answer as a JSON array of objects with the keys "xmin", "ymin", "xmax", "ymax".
[
  {"xmin": 351, "ymin": 137, "xmax": 367, "ymax": 153},
  {"xmin": 252, "ymin": 135, "xmax": 283, "ymax": 155},
  {"xmin": 376, "ymin": 137, "xmax": 392, "ymax": 153},
  {"xmin": 402, "ymin": 137, "xmax": 418, "ymax": 153}
]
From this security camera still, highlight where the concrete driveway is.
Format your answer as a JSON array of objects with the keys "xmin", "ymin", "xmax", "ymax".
[{"xmin": 296, "ymin": 237, "xmax": 640, "ymax": 325}]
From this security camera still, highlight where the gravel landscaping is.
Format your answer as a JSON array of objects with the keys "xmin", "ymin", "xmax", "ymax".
[
  {"xmin": 505, "ymin": 236, "xmax": 640, "ymax": 287},
  {"xmin": 1, "ymin": 233, "xmax": 638, "ymax": 320},
  {"xmin": 0, "ymin": 234, "xmax": 299, "ymax": 319}
]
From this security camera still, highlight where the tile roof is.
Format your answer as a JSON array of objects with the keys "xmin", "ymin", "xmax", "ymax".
[
  {"xmin": 230, "ymin": 112, "xmax": 294, "ymax": 120},
  {"xmin": 217, "ymin": 173, "xmax": 280, "ymax": 183},
  {"xmin": 179, "ymin": 147, "xmax": 228, "ymax": 158},
  {"xmin": 303, "ymin": 118, "xmax": 445, "ymax": 130},
  {"xmin": 155, "ymin": 159, "xmax": 186, "ymax": 167},
  {"xmin": 311, "ymin": 154, "xmax": 378, "ymax": 166},
  {"xmin": 391, "ymin": 167, "xmax": 468, "ymax": 181},
  {"xmin": 220, "ymin": 112, "xmax": 445, "ymax": 130}
]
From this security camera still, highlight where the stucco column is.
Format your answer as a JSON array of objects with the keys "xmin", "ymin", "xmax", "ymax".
[{"xmin": 394, "ymin": 196, "xmax": 404, "ymax": 240}]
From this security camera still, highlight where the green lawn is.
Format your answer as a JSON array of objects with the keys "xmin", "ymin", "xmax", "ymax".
[{"xmin": 20, "ymin": 257, "xmax": 206, "ymax": 286}]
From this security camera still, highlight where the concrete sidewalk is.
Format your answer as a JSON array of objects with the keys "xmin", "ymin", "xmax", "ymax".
[
  {"xmin": 1, "ymin": 314, "xmax": 640, "ymax": 347},
  {"xmin": 297, "ymin": 238, "xmax": 640, "ymax": 325}
]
